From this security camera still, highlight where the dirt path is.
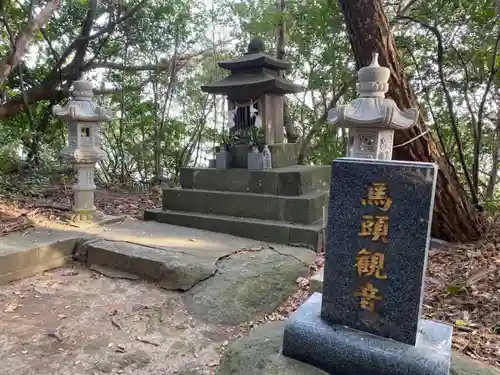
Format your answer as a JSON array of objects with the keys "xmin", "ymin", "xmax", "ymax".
[{"xmin": 0, "ymin": 262, "xmax": 237, "ymax": 375}]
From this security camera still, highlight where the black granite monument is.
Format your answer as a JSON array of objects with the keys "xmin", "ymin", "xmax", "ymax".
[{"xmin": 282, "ymin": 158, "xmax": 453, "ymax": 375}]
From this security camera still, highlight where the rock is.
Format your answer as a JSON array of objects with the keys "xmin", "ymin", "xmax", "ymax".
[
  {"xmin": 86, "ymin": 240, "xmax": 217, "ymax": 291},
  {"xmin": 183, "ymin": 249, "xmax": 309, "ymax": 325},
  {"xmin": 216, "ymin": 322, "xmax": 499, "ymax": 375},
  {"xmin": 217, "ymin": 321, "xmax": 328, "ymax": 375},
  {"xmin": 450, "ymin": 353, "xmax": 500, "ymax": 375}
]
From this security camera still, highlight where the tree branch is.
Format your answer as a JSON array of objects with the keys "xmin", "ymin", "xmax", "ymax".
[
  {"xmin": 0, "ymin": 0, "xmax": 60, "ymax": 85},
  {"xmin": 475, "ymin": 24, "xmax": 500, "ymax": 191},
  {"xmin": 398, "ymin": 15, "xmax": 479, "ymax": 205},
  {"xmin": 297, "ymin": 83, "xmax": 350, "ymax": 164}
]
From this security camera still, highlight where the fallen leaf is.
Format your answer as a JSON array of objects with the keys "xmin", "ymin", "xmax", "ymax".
[{"xmin": 4, "ymin": 300, "xmax": 18, "ymax": 312}]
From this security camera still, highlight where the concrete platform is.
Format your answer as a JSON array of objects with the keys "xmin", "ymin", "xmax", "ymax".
[
  {"xmin": 0, "ymin": 217, "xmax": 316, "ymax": 286},
  {"xmin": 0, "ymin": 228, "xmax": 79, "ymax": 285}
]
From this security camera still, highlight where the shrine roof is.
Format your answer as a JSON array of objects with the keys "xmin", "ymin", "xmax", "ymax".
[
  {"xmin": 218, "ymin": 52, "xmax": 291, "ymax": 71},
  {"xmin": 201, "ymin": 71, "xmax": 303, "ymax": 100}
]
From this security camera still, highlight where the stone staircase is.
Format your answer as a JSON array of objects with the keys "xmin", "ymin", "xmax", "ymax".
[{"xmin": 144, "ymin": 165, "xmax": 331, "ymax": 250}]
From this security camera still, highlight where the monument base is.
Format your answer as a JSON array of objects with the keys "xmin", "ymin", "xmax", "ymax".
[{"xmin": 282, "ymin": 293, "xmax": 452, "ymax": 375}]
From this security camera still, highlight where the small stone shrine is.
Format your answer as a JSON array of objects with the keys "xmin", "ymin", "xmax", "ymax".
[
  {"xmin": 282, "ymin": 54, "xmax": 453, "ymax": 374},
  {"xmin": 144, "ymin": 37, "xmax": 330, "ymax": 250},
  {"xmin": 53, "ymin": 80, "xmax": 113, "ymax": 223},
  {"xmin": 202, "ymin": 36, "xmax": 303, "ymax": 169}
]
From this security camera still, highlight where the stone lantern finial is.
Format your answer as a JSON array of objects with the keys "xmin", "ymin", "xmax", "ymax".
[
  {"xmin": 357, "ymin": 53, "xmax": 390, "ymax": 98},
  {"xmin": 72, "ymin": 80, "xmax": 93, "ymax": 101},
  {"xmin": 327, "ymin": 51, "xmax": 419, "ymax": 160}
]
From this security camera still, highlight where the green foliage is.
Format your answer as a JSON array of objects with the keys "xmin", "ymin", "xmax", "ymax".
[{"xmin": 0, "ymin": 0, "xmax": 498, "ymax": 203}]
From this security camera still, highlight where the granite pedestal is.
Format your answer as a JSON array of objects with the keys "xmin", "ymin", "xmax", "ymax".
[{"xmin": 282, "ymin": 293, "xmax": 452, "ymax": 375}]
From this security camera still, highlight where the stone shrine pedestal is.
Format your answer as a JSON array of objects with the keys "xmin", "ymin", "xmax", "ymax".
[
  {"xmin": 145, "ymin": 164, "xmax": 330, "ymax": 251},
  {"xmin": 282, "ymin": 293, "xmax": 452, "ymax": 375}
]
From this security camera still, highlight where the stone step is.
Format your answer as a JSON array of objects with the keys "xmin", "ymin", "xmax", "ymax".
[
  {"xmin": 144, "ymin": 209, "xmax": 324, "ymax": 251},
  {"xmin": 0, "ymin": 229, "xmax": 78, "ymax": 285},
  {"xmin": 180, "ymin": 165, "xmax": 331, "ymax": 196},
  {"xmin": 85, "ymin": 240, "xmax": 218, "ymax": 291},
  {"xmin": 162, "ymin": 188, "xmax": 329, "ymax": 225}
]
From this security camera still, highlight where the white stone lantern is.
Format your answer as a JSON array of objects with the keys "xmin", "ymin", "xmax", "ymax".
[
  {"xmin": 53, "ymin": 80, "xmax": 113, "ymax": 223},
  {"xmin": 327, "ymin": 53, "xmax": 419, "ymax": 160}
]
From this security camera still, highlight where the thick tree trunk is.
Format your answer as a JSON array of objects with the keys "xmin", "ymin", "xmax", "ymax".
[{"xmin": 337, "ymin": 0, "xmax": 486, "ymax": 242}]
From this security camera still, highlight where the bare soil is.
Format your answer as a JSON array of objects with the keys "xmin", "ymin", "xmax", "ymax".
[{"xmin": 0, "ymin": 262, "xmax": 240, "ymax": 375}]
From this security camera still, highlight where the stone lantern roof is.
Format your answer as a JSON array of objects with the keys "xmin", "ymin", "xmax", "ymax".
[
  {"xmin": 328, "ymin": 53, "xmax": 419, "ymax": 130},
  {"xmin": 53, "ymin": 80, "xmax": 113, "ymax": 122},
  {"xmin": 201, "ymin": 36, "xmax": 303, "ymax": 102}
]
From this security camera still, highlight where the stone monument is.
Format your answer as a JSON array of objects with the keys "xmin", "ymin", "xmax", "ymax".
[
  {"xmin": 281, "ymin": 54, "xmax": 453, "ymax": 374},
  {"xmin": 144, "ymin": 37, "xmax": 331, "ymax": 250},
  {"xmin": 53, "ymin": 80, "xmax": 113, "ymax": 223}
]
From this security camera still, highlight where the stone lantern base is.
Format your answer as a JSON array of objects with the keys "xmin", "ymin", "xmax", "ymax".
[{"xmin": 67, "ymin": 209, "xmax": 106, "ymax": 224}]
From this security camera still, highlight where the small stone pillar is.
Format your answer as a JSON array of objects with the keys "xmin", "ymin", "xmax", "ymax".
[
  {"xmin": 53, "ymin": 80, "xmax": 113, "ymax": 223},
  {"xmin": 327, "ymin": 53, "xmax": 419, "ymax": 160}
]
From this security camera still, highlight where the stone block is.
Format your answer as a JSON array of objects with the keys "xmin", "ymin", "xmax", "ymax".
[
  {"xmin": 161, "ymin": 188, "xmax": 328, "ymax": 225},
  {"xmin": 322, "ymin": 158, "xmax": 438, "ymax": 345},
  {"xmin": 86, "ymin": 240, "xmax": 217, "ymax": 291},
  {"xmin": 247, "ymin": 151, "xmax": 264, "ymax": 170},
  {"xmin": 143, "ymin": 209, "xmax": 324, "ymax": 251},
  {"xmin": 179, "ymin": 165, "xmax": 331, "ymax": 196},
  {"xmin": 0, "ymin": 238, "xmax": 77, "ymax": 285},
  {"xmin": 216, "ymin": 151, "xmax": 232, "ymax": 169},
  {"xmin": 268, "ymin": 143, "xmax": 300, "ymax": 168},
  {"xmin": 282, "ymin": 293, "xmax": 452, "ymax": 375}
]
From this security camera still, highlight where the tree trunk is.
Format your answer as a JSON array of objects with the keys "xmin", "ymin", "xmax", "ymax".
[
  {"xmin": 337, "ymin": 0, "xmax": 486, "ymax": 242},
  {"xmin": 275, "ymin": 0, "xmax": 298, "ymax": 142}
]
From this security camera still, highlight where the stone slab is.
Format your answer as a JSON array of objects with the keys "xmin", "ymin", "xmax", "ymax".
[
  {"xmin": 215, "ymin": 321, "xmax": 493, "ymax": 375},
  {"xmin": 179, "ymin": 165, "xmax": 331, "ymax": 196},
  {"xmin": 0, "ymin": 228, "xmax": 78, "ymax": 285},
  {"xmin": 162, "ymin": 188, "xmax": 328, "ymax": 225},
  {"xmin": 323, "ymin": 158, "xmax": 438, "ymax": 345},
  {"xmin": 282, "ymin": 293, "xmax": 452, "ymax": 375},
  {"xmin": 144, "ymin": 209, "xmax": 324, "ymax": 251},
  {"xmin": 310, "ymin": 267, "xmax": 323, "ymax": 293},
  {"xmin": 86, "ymin": 240, "xmax": 217, "ymax": 291},
  {"xmin": 182, "ymin": 248, "xmax": 310, "ymax": 325}
]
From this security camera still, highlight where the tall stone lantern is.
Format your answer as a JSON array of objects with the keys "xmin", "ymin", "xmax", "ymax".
[
  {"xmin": 327, "ymin": 53, "xmax": 419, "ymax": 160},
  {"xmin": 53, "ymin": 80, "xmax": 113, "ymax": 223}
]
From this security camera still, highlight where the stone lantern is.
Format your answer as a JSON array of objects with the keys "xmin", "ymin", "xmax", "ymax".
[
  {"xmin": 327, "ymin": 53, "xmax": 419, "ymax": 160},
  {"xmin": 53, "ymin": 80, "xmax": 113, "ymax": 223}
]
